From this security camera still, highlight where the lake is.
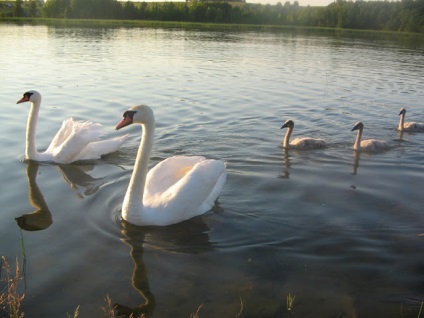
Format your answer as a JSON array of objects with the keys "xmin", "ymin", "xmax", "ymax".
[{"xmin": 0, "ymin": 23, "xmax": 424, "ymax": 318}]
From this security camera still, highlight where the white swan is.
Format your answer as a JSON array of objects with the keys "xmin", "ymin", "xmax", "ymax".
[
  {"xmin": 351, "ymin": 122, "xmax": 389, "ymax": 152},
  {"xmin": 280, "ymin": 119, "xmax": 326, "ymax": 149},
  {"xmin": 115, "ymin": 105, "xmax": 227, "ymax": 226},
  {"xmin": 398, "ymin": 108, "xmax": 424, "ymax": 132},
  {"xmin": 17, "ymin": 90, "xmax": 129, "ymax": 164}
]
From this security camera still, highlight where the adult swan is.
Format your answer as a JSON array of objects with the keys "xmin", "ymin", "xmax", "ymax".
[
  {"xmin": 17, "ymin": 90, "xmax": 128, "ymax": 164},
  {"xmin": 115, "ymin": 105, "xmax": 227, "ymax": 226}
]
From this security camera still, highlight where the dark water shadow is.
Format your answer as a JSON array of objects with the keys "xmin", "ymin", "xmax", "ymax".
[{"xmin": 113, "ymin": 218, "xmax": 213, "ymax": 318}]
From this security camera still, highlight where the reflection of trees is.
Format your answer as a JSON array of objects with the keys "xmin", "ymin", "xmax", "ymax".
[
  {"xmin": 114, "ymin": 218, "xmax": 213, "ymax": 317},
  {"xmin": 39, "ymin": 0, "xmax": 424, "ymax": 33},
  {"xmin": 16, "ymin": 161, "xmax": 52, "ymax": 231}
]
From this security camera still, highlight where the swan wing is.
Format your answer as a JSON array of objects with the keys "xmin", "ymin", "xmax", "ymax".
[
  {"xmin": 200, "ymin": 166, "xmax": 227, "ymax": 212},
  {"xmin": 47, "ymin": 120, "xmax": 103, "ymax": 164},
  {"xmin": 45, "ymin": 118, "xmax": 76, "ymax": 153},
  {"xmin": 143, "ymin": 158, "xmax": 226, "ymax": 226},
  {"xmin": 404, "ymin": 122, "xmax": 424, "ymax": 132},
  {"xmin": 360, "ymin": 139, "xmax": 388, "ymax": 152},
  {"xmin": 291, "ymin": 137, "xmax": 326, "ymax": 148},
  {"xmin": 76, "ymin": 133, "xmax": 129, "ymax": 161},
  {"xmin": 144, "ymin": 156, "xmax": 206, "ymax": 197}
]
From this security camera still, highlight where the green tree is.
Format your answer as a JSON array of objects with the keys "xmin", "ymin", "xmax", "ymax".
[
  {"xmin": 43, "ymin": 0, "xmax": 70, "ymax": 18},
  {"xmin": 14, "ymin": 0, "xmax": 25, "ymax": 17},
  {"xmin": 123, "ymin": 1, "xmax": 139, "ymax": 20},
  {"xmin": 28, "ymin": 0, "xmax": 38, "ymax": 17}
]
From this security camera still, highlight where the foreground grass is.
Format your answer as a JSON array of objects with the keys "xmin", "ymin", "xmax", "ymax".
[
  {"xmin": 1, "ymin": 257, "xmax": 242, "ymax": 318},
  {"xmin": 0, "ymin": 257, "xmax": 24, "ymax": 318},
  {"xmin": 4, "ymin": 255, "xmax": 422, "ymax": 317}
]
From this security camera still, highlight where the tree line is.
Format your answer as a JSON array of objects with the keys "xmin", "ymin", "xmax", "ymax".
[{"xmin": 6, "ymin": 0, "xmax": 424, "ymax": 33}]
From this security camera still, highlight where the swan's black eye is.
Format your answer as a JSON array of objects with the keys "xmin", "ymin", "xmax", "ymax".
[
  {"xmin": 23, "ymin": 92, "xmax": 33, "ymax": 99},
  {"xmin": 123, "ymin": 110, "xmax": 136, "ymax": 119}
]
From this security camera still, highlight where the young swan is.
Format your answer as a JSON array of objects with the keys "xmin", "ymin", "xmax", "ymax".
[
  {"xmin": 351, "ymin": 122, "xmax": 388, "ymax": 152},
  {"xmin": 398, "ymin": 108, "xmax": 424, "ymax": 132},
  {"xmin": 280, "ymin": 119, "xmax": 326, "ymax": 149},
  {"xmin": 17, "ymin": 90, "xmax": 128, "ymax": 164},
  {"xmin": 115, "ymin": 105, "xmax": 227, "ymax": 226}
]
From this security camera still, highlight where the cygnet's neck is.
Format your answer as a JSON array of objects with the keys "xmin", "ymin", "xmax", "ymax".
[
  {"xmin": 353, "ymin": 128, "xmax": 363, "ymax": 150},
  {"xmin": 398, "ymin": 113, "xmax": 405, "ymax": 131},
  {"xmin": 283, "ymin": 127, "xmax": 293, "ymax": 148}
]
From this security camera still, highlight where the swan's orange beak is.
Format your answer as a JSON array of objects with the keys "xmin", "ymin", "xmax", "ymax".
[
  {"xmin": 17, "ymin": 96, "xmax": 29, "ymax": 104},
  {"xmin": 115, "ymin": 116, "xmax": 133, "ymax": 130}
]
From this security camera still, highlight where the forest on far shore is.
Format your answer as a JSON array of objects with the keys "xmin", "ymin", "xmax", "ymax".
[{"xmin": 3, "ymin": 0, "xmax": 424, "ymax": 33}]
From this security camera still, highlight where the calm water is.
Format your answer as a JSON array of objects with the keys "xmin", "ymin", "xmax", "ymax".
[{"xmin": 1, "ymin": 23, "xmax": 424, "ymax": 317}]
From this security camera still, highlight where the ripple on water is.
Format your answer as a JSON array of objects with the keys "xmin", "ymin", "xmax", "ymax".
[{"xmin": 2, "ymin": 25, "xmax": 424, "ymax": 317}]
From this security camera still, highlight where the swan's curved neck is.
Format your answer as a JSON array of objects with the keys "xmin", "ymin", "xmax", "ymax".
[
  {"xmin": 122, "ymin": 119, "xmax": 155, "ymax": 221},
  {"xmin": 398, "ymin": 113, "xmax": 405, "ymax": 131},
  {"xmin": 353, "ymin": 128, "xmax": 363, "ymax": 150},
  {"xmin": 26, "ymin": 100, "xmax": 41, "ymax": 159},
  {"xmin": 283, "ymin": 127, "xmax": 293, "ymax": 148}
]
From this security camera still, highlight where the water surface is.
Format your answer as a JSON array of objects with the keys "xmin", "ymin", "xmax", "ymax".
[{"xmin": 1, "ymin": 24, "xmax": 424, "ymax": 317}]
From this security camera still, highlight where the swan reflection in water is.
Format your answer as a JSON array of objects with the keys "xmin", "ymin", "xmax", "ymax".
[
  {"xmin": 56, "ymin": 164, "xmax": 107, "ymax": 198},
  {"xmin": 278, "ymin": 148, "xmax": 291, "ymax": 179},
  {"xmin": 114, "ymin": 218, "xmax": 213, "ymax": 318},
  {"xmin": 352, "ymin": 151, "xmax": 361, "ymax": 176},
  {"xmin": 16, "ymin": 161, "xmax": 52, "ymax": 231},
  {"xmin": 16, "ymin": 161, "xmax": 108, "ymax": 231}
]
